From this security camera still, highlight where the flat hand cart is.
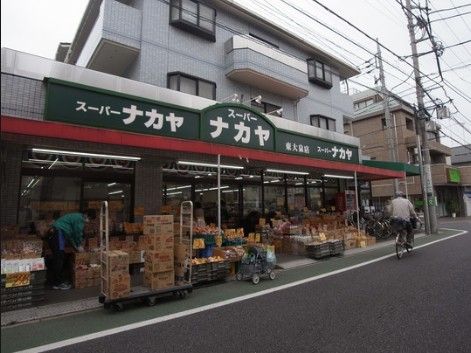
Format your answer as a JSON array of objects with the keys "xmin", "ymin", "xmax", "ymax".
[{"xmin": 98, "ymin": 201, "xmax": 193, "ymax": 311}]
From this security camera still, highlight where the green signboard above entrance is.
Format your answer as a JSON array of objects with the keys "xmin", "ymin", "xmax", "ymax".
[
  {"xmin": 277, "ymin": 131, "xmax": 358, "ymax": 163},
  {"xmin": 44, "ymin": 78, "xmax": 360, "ymax": 164},
  {"xmin": 44, "ymin": 79, "xmax": 200, "ymax": 140},
  {"xmin": 201, "ymin": 104, "xmax": 275, "ymax": 151}
]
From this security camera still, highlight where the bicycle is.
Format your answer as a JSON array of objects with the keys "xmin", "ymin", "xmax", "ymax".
[{"xmin": 391, "ymin": 218, "xmax": 414, "ymax": 259}]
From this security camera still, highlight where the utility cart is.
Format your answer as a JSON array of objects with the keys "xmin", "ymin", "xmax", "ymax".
[{"xmin": 98, "ymin": 201, "xmax": 193, "ymax": 311}]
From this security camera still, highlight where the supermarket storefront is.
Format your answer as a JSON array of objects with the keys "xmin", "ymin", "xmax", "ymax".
[
  {"xmin": 1, "ymin": 77, "xmax": 403, "ymax": 311},
  {"xmin": 2, "ymin": 78, "xmax": 402, "ymax": 229}
]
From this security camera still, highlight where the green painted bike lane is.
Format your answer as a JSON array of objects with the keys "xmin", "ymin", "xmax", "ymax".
[{"xmin": 1, "ymin": 229, "xmax": 463, "ymax": 353}]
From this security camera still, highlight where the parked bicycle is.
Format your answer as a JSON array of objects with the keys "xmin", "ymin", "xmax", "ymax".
[{"xmin": 391, "ymin": 218, "xmax": 414, "ymax": 259}]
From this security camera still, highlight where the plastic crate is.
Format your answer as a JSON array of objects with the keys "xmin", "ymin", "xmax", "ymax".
[{"xmin": 328, "ymin": 240, "xmax": 344, "ymax": 256}]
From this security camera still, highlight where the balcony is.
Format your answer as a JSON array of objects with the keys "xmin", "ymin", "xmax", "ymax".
[
  {"xmin": 224, "ymin": 35, "xmax": 309, "ymax": 99},
  {"xmin": 404, "ymin": 136, "xmax": 452, "ymax": 156},
  {"xmin": 74, "ymin": 0, "xmax": 141, "ymax": 76}
]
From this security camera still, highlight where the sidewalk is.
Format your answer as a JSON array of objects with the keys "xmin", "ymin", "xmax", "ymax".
[{"xmin": 0, "ymin": 230, "xmax": 428, "ymax": 327}]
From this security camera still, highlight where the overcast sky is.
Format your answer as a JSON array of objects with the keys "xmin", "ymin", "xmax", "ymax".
[{"xmin": 1, "ymin": 0, "xmax": 470, "ymax": 149}]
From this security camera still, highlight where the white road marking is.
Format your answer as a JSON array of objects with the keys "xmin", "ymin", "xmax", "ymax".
[{"xmin": 15, "ymin": 229, "xmax": 468, "ymax": 353}]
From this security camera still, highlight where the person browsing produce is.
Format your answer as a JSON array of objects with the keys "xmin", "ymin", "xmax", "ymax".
[{"xmin": 47, "ymin": 209, "xmax": 96, "ymax": 290}]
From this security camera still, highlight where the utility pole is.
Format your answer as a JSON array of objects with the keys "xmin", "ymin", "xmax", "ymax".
[
  {"xmin": 377, "ymin": 40, "xmax": 399, "ymax": 194},
  {"xmin": 404, "ymin": 0, "xmax": 437, "ymax": 234}
]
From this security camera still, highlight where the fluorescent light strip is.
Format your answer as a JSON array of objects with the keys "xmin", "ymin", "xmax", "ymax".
[
  {"xmin": 195, "ymin": 186, "xmax": 230, "ymax": 192},
  {"xmin": 166, "ymin": 185, "xmax": 192, "ymax": 191},
  {"xmin": 266, "ymin": 168, "xmax": 309, "ymax": 176},
  {"xmin": 167, "ymin": 191, "xmax": 183, "ymax": 196},
  {"xmin": 324, "ymin": 174, "xmax": 354, "ymax": 179},
  {"xmin": 108, "ymin": 190, "xmax": 124, "ymax": 195},
  {"xmin": 32, "ymin": 148, "xmax": 141, "ymax": 161},
  {"xmin": 177, "ymin": 161, "xmax": 244, "ymax": 170},
  {"xmin": 107, "ymin": 182, "xmax": 117, "ymax": 187}
]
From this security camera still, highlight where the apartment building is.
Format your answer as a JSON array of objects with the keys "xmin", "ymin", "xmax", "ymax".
[
  {"xmin": 451, "ymin": 145, "xmax": 471, "ymax": 216},
  {"xmin": 1, "ymin": 0, "xmax": 404, "ymax": 230},
  {"xmin": 348, "ymin": 89, "xmax": 459, "ymax": 216}
]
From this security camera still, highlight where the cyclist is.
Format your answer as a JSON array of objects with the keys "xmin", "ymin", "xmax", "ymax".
[{"xmin": 389, "ymin": 191, "xmax": 417, "ymax": 248}]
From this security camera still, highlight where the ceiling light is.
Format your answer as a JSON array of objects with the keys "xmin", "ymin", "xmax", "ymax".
[
  {"xmin": 108, "ymin": 190, "xmax": 123, "ymax": 195},
  {"xmin": 266, "ymin": 168, "xmax": 309, "ymax": 175},
  {"xmin": 32, "ymin": 148, "xmax": 141, "ymax": 161},
  {"xmin": 235, "ymin": 176, "xmax": 243, "ymax": 180},
  {"xmin": 324, "ymin": 174, "xmax": 354, "ymax": 179},
  {"xmin": 177, "ymin": 161, "xmax": 244, "ymax": 170},
  {"xmin": 107, "ymin": 182, "xmax": 117, "ymax": 187},
  {"xmin": 166, "ymin": 185, "xmax": 192, "ymax": 191}
]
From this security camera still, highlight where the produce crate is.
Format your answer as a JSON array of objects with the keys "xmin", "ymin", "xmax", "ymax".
[
  {"xmin": 191, "ymin": 262, "xmax": 229, "ymax": 285},
  {"xmin": 305, "ymin": 243, "xmax": 331, "ymax": 259},
  {"xmin": 328, "ymin": 240, "xmax": 344, "ymax": 256}
]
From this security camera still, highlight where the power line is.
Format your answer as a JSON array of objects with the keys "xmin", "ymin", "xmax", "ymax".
[
  {"xmin": 429, "ymin": 3, "xmax": 471, "ymax": 14},
  {"xmin": 442, "ymin": 39, "xmax": 471, "ymax": 50},
  {"xmin": 310, "ymin": 0, "xmax": 471, "ymax": 109},
  {"xmin": 430, "ymin": 10, "xmax": 471, "ymax": 22}
]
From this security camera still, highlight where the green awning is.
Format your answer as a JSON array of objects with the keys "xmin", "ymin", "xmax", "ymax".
[{"xmin": 362, "ymin": 160, "xmax": 421, "ymax": 176}]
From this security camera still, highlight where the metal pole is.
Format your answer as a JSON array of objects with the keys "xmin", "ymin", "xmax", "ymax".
[
  {"xmin": 404, "ymin": 175, "xmax": 409, "ymax": 199},
  {"xmin": 217, "ymin": 154, "xmax": 221, "ymax": 236},
  {"xmin": 354, "ymin": 172, "xmax": 360, "ymax": 235},
  {"xmin": 416, "ymin": 135, "xmax": 431, "ymax": 234},
  {"xmin": 377, "ymin": 40, "xmax": 399, "ymax": 194},
  {"xmin": 405, "ymin": 0, "xmax": 437, "ymax": 234}
]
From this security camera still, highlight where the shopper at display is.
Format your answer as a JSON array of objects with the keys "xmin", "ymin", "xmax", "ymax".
[
  {"xmin": 47, "ymin": 209, "xmax": 96, "ymax": 290},
  {"xmin": 194, "ymin": 202, "xmax": 205, "ymax": 224},
  {"xmin": 388, "ymin": 191, "xmax": 417, "ymax": 246}
]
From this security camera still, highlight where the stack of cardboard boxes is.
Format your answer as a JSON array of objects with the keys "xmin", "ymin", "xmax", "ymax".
[
  {"xmin": 72, "ymin": 252, "xmax": 101, "ymax": 289},
  {"xmin": 102, "ymin": 250, "xmax": 130, "ymax": 299},
  {"xmin": 142, "ymin": 215, "xmax": 175, "ymax": 290}
]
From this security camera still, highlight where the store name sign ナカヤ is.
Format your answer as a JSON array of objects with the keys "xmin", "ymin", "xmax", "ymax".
[
  {"xmin": 44, "ymin": 79, "xmax": 358, "ymax": 163},
  {"xmin": 44, "ymin": 79, "xmax": 199, "ymax": 140},
  {"xmin": 277, "ymin": 131, "xmax": 359, "ymax": 163},
  {"xmin": 200, "ymin": 105, "xmax": 275, "ymax": 151}
]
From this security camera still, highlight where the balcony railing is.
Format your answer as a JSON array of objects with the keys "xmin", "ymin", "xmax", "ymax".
[{"xmin": 224, "ymin": 35, "xmax": 309, "ymax": 99}]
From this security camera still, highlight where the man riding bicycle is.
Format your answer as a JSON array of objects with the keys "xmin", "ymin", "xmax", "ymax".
[{"xmin": 388, "ymin": 191, "xmax": 417, "ymax": 248}]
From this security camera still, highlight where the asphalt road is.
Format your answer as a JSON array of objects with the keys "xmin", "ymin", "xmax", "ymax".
[{"xmin": 47, "ymin": 219, "xmax": 470, "ymax": 353}]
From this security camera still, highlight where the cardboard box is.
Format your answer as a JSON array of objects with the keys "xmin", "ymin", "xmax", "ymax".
[
  {"xmin": 174, "ymin": 243, "xmax": 190, "ymax": 277},
  {"xmin": 128, "ymin": 251, "xmax": 142, "ymax": 264},
  {"xmin": 144, "ymin": 256, "xmax": 174, "ymax": 273},
  {"xmin": 103, "ymin": 273, "xmax": 130, "ymax": 299},
  {"xmin": 143, "ymin": 215, "xmax": 174, "ymax": 236},
  {"xmin": 73, "ymin": 252, "xmax": 90, "ymax": 267},
  {"xmin": 87, "ymin": 238, "xmax": 98, "ymax": 249},
  {"xmin": 143, "ymin": 215, "xmax": 174, "ymax": 225},
  {"xmin": 143, "ymin": 223, "xmax": 174, "ymax": 236},
  {"xmin": 144, "ymin": 270, "xmax": 174, "ymax": 290},
  {"xmin": 143, "ymin": 234, "xmax": 174, "ymax": 251},
  {"xmin": 89, "ymin": 252, "xmax": 100, "ymax": 265},
  {"xmin": 102, "ymin": 250, "xmax": 129, "ymax": 274}
]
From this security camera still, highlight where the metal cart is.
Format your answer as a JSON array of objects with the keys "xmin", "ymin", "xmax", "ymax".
[{"xmin": 98, "ymin": 201, "xmax": 193, "ymax": 311}]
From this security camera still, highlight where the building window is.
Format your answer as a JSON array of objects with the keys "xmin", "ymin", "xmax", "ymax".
[
  {"xmin": 307, "ymin": 59, "xmax": 333, "ymax": 88},
  {"xmin": 169, "ymin": 0, "xmax": 216, "ymax": 42},
  {"xmin": 353, "ymin": 98, "xmax": 374, "ymax": 111},
  {"xmin": 251, "ymin": 101, "xmax": 282, "ymax": 117},
  {"xmin": 406, "ymin": 117, "xmax": 414, "ymax": 131},
  {"xmin": 167, "ymin": 72, "xmax": 216, "ymax": 100},
  {"xmin": 381, "ymin": 118, "xmax": 387, "ymax": 129},
  {"xmin": 310, "ymin": 115, "xmax": 336, "ymax": 131}
]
